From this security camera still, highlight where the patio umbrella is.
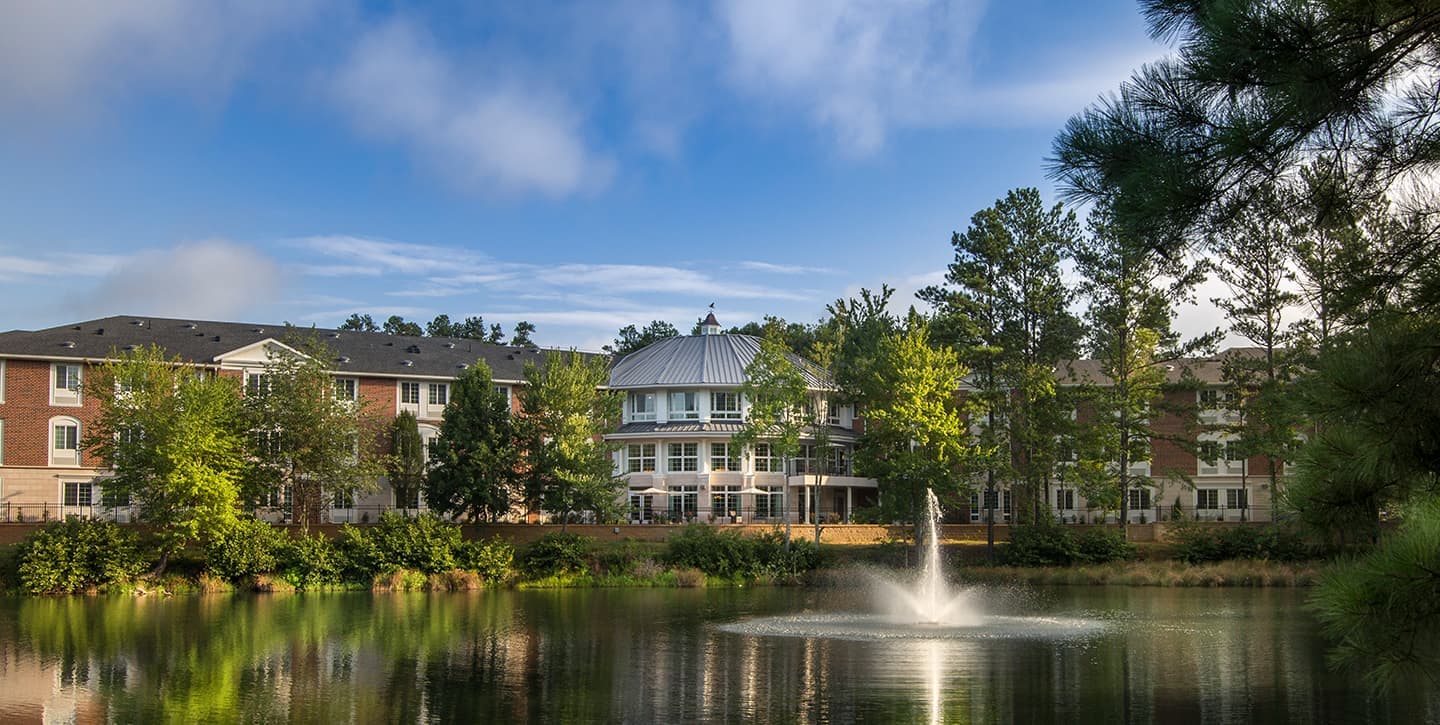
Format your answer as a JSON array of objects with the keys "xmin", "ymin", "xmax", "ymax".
[
  {"xmin": 736, "ymin": 487, "xmax": 770, "ymax": 496},
  {"xmin": 634, "ymin": 487, "xmax": 669, "ymax": 495}
]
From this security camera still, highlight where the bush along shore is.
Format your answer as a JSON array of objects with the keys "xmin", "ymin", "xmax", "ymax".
[
  {"xmin": 0, "ymin": 515, "xmax": 1331, "ymax": 596},
  {"xmin": 0, "ymin": 514, "xmax": 826, "ymax": 596}
]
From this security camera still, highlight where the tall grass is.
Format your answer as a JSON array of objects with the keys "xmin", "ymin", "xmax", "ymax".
[{"xmin": 955, "ymin": 560, "xmax": 1322, "ymax": 587}]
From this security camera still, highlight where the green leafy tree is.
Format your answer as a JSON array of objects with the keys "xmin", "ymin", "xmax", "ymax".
[
  {"xmin": 425, "ymin": 314, "xmax": 456, "ymax": 338},
  {"xmin": 339, "ymin": 313, "xmax": 377, "ymax": 332},
  {"xmin": 855, "ymin": 316, "xmax": 970, "ymax": 546},
  {"xmin": 487, "ymin": 323, "xmax": 507, "ymax": 344},
  {"xmin": 920, "ymin": 188, "xmax": 1083, "ymax": 535},
  {"xmin": 388, "ymin": 411, "xmax": 426, "ymax": 512},
  {"xmin": 243, "ymin": 332, "xmax": 385, "ymax": 527},
  {"xmin": 521, "ymin": 352, "xmax": 623, "ymax": 531},
  {"xmin": 826, "ymin": 286, "xmax": 901, "ymax": 409},
  {"xmin": 1071, "ymin": 205, "xmax": 1216, "ymax": 525},
  {"xmin": 456, "ymin": 316, "xmax": 490, "ymax": 340},
  {"xmin": 605, "ymin": 320, "xmax": 680, "ymax": 355},
  {"xmin": 1210, "ymin": 184, "xmax": 1306, "ymax": 520},
  {"xmin": 84, "ymin": 345, "xmax": 248, "ymax": 572},
  {"xmin": 733, "ymin": 329, "xmax": 811, "ymax": 545},
  {"xmin": 510, "ymin": 320, "xmax": 537, "ymax": 347},
  {"xmin": 383, "ymin": 315, "xmax": 423, "ymax": 337},
  {"xmin": 426, "ymin": 360, "xmax": 526, "ymax": 522}
]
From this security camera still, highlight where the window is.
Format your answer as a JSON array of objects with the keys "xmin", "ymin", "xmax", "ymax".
[
  {"xmin": 796, "ymin": 398, "xmax": 816, "ymax": 422},
  {"xmin": 260, "ymin": 486, "xmax": 292, "ymax": 510},
  {"xmin": 334, "ymin": 378, "xmax": 357, "ymax": 401},
  {"xmin": 495, "ymin": 385, "xmax": 513, "ymax": 409},
  {"xmin": 753, "ymin": 486, "xmax": 783, "ymax": 519},
  {"xmin": 1196, "ymin": 489, "xmax": 1219, "ymax": 510},
  {"xmin": 970, "ymin": 490, "xmax": 1012, "ymax": 522},
  {"xmin": 52, "ymin": 364, "xmax": 82, "ymax": 405},
  {"xmin": 1227, "ymin": 488, "xmax": 1248, "ymax": 510},
  {"xmin": 710, "ymin": 442, "xmax": 739, "ymax": 471},
  {"xmin": 667, "ymin": 442, "xmax": 698, "ymax": 472},
  {"xmin": 1056, "ymin": 488, "xmax": 1075, "ymax": 510},
  {"xmin": 711, "ymin": 485, "xmax": 740, "ymax": 518},
  {"xmin": 668, "ymin": 485, "xmax": 699, "ymax": 521},
  {"xmin": 753, "ymin": 443, "xmax": 776, "ymax": 472},
  {"xmin": 64, "ymin": 480, "xmax": 93, "ymax": 507},
  {"xmin": 1199, "ymin": 389, "xmax": 1237, "ymax": 406},
  {"xmin": 400, "ymin": 381, "xmax": 421, "ymax": 405},
  {"xmin": 668, "ymin": 391, "xmax": 699, "ymax": 420},
  {"xmin": 1198, "ymin": 440, "xmax": 1222, "ymax": 465},
  {"xmin": 626, "ymin": 443, "xmax": 656, "ymax": 473},
  {"xmin": 711, "ymin": 391, "xmax": 741, "ymax": 420},
  {"xmin": 428, "ymin": 383, "xmax": 448, "ymax": 407},
  {"xmin": 1128, "ymin": 487, "xmax": 1152, "ymax": 512},
  {"xmin": 826, "ymin": 396, "xmax": 842, "ymax": 426},
  {"xmin": 796, "ymin": 444, "xmax": 818, "ymax": 474},
  {"xmin": 629, "ymin": 392, "xmax": 655, "ymax": 421},
  {"xmin": 51, "ymin": 418, "xmax": 80, "ymax": 466},
  {"xmin": 395, "ymin": 489, "xmax": 421, "ymax": 509},
  {"xmin": 245, "ymin": 373, "xmax": 267, "ymax": 396},
  {"xmin": 1224, "ymin": 441, "xmax": 1245, "ymax": 463},
  {"xmin": 332, "ymin": 490, "xmax": 355, "ymax": 509}
]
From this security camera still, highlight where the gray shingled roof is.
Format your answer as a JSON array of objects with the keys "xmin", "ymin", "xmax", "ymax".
[
  {"xmin": 0, "ymin": 315, "xmax": 596, "ymax": 382},
  {"xmin": 612, "ymin": 421, "xmax": 857, "ymax": 441},
  {"xmin": 608, "ymin": 333, "xmax": 830, "ymax": 389},
  {"xmin": 1056, "ymin": 348, "xmax": 1270, "ymax": 387}
]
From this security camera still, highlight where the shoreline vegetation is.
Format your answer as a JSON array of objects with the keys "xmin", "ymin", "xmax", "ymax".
[{"xmin": 0, "ymin": 514, "xmax": 1328, "ymax": 597}]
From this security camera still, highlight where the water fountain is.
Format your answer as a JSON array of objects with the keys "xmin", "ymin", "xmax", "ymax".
[{"xmin": 716, "ymin": 490, "xmax": 1105, "ymax": 641}]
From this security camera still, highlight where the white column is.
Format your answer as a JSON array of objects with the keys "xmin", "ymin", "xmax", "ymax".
[{"xmin": 846, "ymin": 487, "xmax": 853, "ymax": 523}]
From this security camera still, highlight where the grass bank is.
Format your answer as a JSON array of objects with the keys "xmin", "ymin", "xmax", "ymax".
[{"xmin": 950, "ymin": 559, "xmax": 1322, "ymax": 587}]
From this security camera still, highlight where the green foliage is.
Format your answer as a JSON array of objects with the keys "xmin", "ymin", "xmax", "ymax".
[
  {"xmin": 1312, "ymin": 497, "xmax": 1440, "ymax": 689},
  {"xmin": 204, "ymin": 518, "xmax": 286, "ymax": 580},
  {"xmin": 521, "ymin": 351, "xmax": 624, "ymax": 528},
  {"xmin": 345, "ymin": 512, "xmax": 462, "ymax": 575},
  {"xmin": 605, "ymin": 320, "xmax": 680, "ymax": 356},
  {"xmin": 84, "ymin": 344, "xmax": 248, "ymax": 564},
  {"xmin": 663, "ymin": 526, "xmax": 824, "ymax": 579},
  {"xmin": 242, "ymin": 330, "xmax": 384, "ymax": 526},
  {"xmin": 1000, "ymin": 524, "xmax": 1080, "ymax": 567},
  {"xmin": 425, "ymin": 359, "xmax": 524, "ymax": 522},
  {"xmin": 387, "ymin": 411, "xmax": 426, "ymax": 510},
  {"xmin": 18, "ymin": 519, "xmax": 147, "ymax": 594},
  {"xmin": 382, "ymin": 315, "xmax": 422, "ymax": 336},
  {"xmin": 1073, "ymin": 527, "xmax": 1136, "ymax": 564},
  {"xmin": 280, "ymin": 533, "xmax": 341, "ymax": 591},
  {"xmin": 456, "ymin": 537, "xmax": 515, "ymax": 582},
  {"xmin": 521, "ymin": 533, "xmax": 596, "ymax": 578},
  {"xmin": 1170, "ymin": 523, "xmax": 1312, "ymax": 564}
]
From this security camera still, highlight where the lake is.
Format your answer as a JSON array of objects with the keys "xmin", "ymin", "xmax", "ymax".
[{"xmin": 0, "ymin": 585, "xmax": 1434, "ymax": 723}]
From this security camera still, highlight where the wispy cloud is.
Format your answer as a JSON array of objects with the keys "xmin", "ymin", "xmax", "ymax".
[
  {"xmin": 327, "ymin": 19, "xmax": 614, "ymax": 197},
  {"xmin": 738, "ymin": 260, "xmax": 836, "ymax": 275},
  {"xmin": 291, "ymin": 235, "xmax": 492, "ymax": 277},
  {"xmin": 0, "ymin": 250, "xmax": 128, "ymax": 281}
]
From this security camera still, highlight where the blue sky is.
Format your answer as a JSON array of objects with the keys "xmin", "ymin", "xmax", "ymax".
[{"xmin": 0, "ymin": 0, "xmax": 1222, "ymax": 351}]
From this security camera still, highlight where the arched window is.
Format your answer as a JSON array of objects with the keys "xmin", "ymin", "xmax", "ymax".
[{"xmin": 49, "ymin": 416, "xmax": 81, "ymax": 467}]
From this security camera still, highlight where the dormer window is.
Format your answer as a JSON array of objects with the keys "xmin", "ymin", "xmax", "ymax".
[
  {"xmin": 669, "ymin": 391, "xmax": 699, "ymax": 420},
  {"xmin": 826, "ymin": 396, "xmax": 842, "ymax": 425},
  {"xmin": 711, "ymin": 391, "xmax": 741, "ymax": 420},
  {"xmin": 629, "ymin": 392, "xmax": 655, "ymax": 421}
]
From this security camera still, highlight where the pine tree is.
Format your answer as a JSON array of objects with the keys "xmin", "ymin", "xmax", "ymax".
[{"xmin": 387, "ymin": 411, "xmax": 426, "ymax": 512}]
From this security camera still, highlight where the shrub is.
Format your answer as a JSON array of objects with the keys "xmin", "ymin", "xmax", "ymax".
[
  {"xmin": 521, "ymin": 533, "xmax": 595, "ymax": 578},
  {"xmin": 279, "ymin": 533, "xmax": 341, "ymax": 591},
  {"xmin": 633, "ymin": 559, "xmax": 664, "ymax": 580},
  {"xmin": 664, "ymin": 525, "xmax": 754, "ymax": 578},
  {"xmin": 334, "ymin": 513, "xmax": 463, "ymax": 581},
  {"xmin": 1074, "ymin": 527, "xmax": 1137, "ymax": 564},
  {"xmin": 18, "ymin": 518, "xmax": 147, "ymax": 594},
  {"xmin": 750, "ymin": 531, "xmax": 823, "ymax": 578},
  {"xmin": 1000, "ymin": 524, "xmax": 1079, "ymax": 567},
  {"xmin": 335, "ymin": 525, "xmax": 384, "ymax": 583},
  {"xmin": 673, "ymin": 567, "xmax": 706, "ymax": 587},
  {"xmin": 1170, "ymin": 523, "xmax": 1314, "ymax": 563},
  {"xmin": 204, "ymin": 518, "xmax": 286, "ymax": 580},
  {"xmin": 428, "ymin": 569, "xmax": 481, "ymax": 591},
  {"xmin": 456, "ymin": 537, "xmax": 515, "ymax": 582},
  {"xmin": 372, "ymin": 568, "xmax": 427, "ymax": 592}
]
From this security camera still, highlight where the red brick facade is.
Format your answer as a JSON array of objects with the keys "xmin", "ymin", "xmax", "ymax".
[{"xmin": 0, "ymin": 359, "xmax": 104, "ymax": 468}]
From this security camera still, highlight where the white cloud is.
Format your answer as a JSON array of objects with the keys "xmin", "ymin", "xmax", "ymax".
[
  {"xmin": 328, "ymin": 19, "xmax": 613, "ymax": 197},
  {"xmin": 0, "ymin": 1, "xmax": 323, "ymax": 124},
  {"xmin": 738, "ymin": 260, "xmax": 837, "ymax": 275},
  {"xmin": 81, "ymin": 239, "xmax": 281, "ymax": 320},
  {"xmin": 0, "ymin": 250, "xmax": 128, "ymax": 281},
  {"xmin": 292, "ymin": 235, "xmax": 492, "ymax": 276}
]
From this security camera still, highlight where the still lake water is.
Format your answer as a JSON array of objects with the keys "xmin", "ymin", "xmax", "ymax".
[{"xmin": 0, "ymin": 585, "xmax": 1435, "ymax": 724}]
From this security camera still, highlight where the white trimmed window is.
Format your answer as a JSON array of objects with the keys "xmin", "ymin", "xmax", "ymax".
[
  {"xmin": 400, "ymin": 381, "xmax": 421, "ymax": 406},
  {"xmin": 495, "ymin": 385, "xmax": 513, "ymax": 409},
  {"xmin": 332, "ymin": 490, "xmax": 355, "ymax": 509},
  {"xmin": 628, "ymin": 392, "xmax": 655, "ymax": 421},
  {"xmin": 667, "ymin": 442, "xmax": 699, "ymax": 472},
  {"xmin": 394, "ymin": 488, "xmax": 421, "ymax": 509},
  {"xmin": 51, "ymin": 363, "xmax": 82, "ymax": 406},
  {"xmin": 668, "ymin": 391, "xmax": 699, "ymax": 420},
  {"xmin": 753, "ymin": 443, "xmax": 776, "ymax": 472},
  {"xmin": 1127, "ymin": 487, "xmax": 1152, "ymax": 512},
  {"xmin": 64, "ymin": 480, "xmax": 93, "ymax": 507},
  {"xmin": 711, "ymin": 392, "xmax": 741, "ymax": 420},
  {"xmin": 245, "ymin": 372, "xmax": 267, "ymax": 396},
  {"xmin": 428, "ymin": 383, "xmax": 448, "ymax": 407},
  {"xmin": 50, "ymin": 417, "xmax": 80, "ymax": 466},
  {"xmin": 1227, "ymin": 488, "xmax": 1248, "ymax": 510},
  {"xmin": 627, "ymin": 443, "xmax": 656, "ymax": 473},
  {"xmin": 826, "ymin": 396, "xmax": 842, "ymax": 426},
  {"xmin": 710, "ymin": 442, "xmax": 739, "ymax": 471},
  {"xmin": 1196, "ymin": 489, "xmax": 1219, "ymax": 510},
  {"xmin": 334, "ymin": 378, "xmax": 357, "ymax": 401},
  {"xmin": 1056, "ymin": 488, "xmax": 1075, "ymax": 511}
]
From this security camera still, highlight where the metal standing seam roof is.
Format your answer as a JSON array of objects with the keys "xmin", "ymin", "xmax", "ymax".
[
  {"xmin": 0, "ymin": 315, "xmax": 600, "ymax": 381},
  {"xmin": 607, "ymin": 334, "xmax": 831, "ymax": 389}
]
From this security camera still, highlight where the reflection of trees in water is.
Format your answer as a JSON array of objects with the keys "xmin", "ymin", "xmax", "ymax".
[{"xmin": 0, "ymin": 588, "xmax": 1435, "ymax": 722}]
